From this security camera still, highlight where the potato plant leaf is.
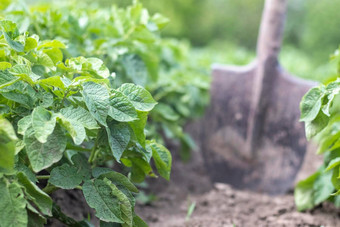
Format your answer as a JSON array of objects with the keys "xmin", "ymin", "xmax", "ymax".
[
  {"xmin": 108, "ymin": 90, "xmax": 138, "ymax": 122},
  {"xmin": 32, "ymin": 107, "xmax": 56, "ymax": 143},
  {"xmin": 300, "ymin": 87, "xmax": 324, "ymax": 122},
  {"xmin": 24, "ymin": 125, "xmax": 66, "ymax": 172},
  {"xmin": 106, "ymin": 121, "xmax": 131, "ymax": 161},
  {"xmin": 0, "ymin": 178, "xmax": 27, "ymax": 227},
  {"xmin": 119, "ymin": 83, "xmax": 157, "ymax": 112},
  {"xmin": 49, "ymin": 164, "xmax": 83, "ymax": 189},
  {"xmin": 82, "ymin": 82, "xmax": 110, "ymax": 126},
  {"xmin": 17, "ymin": 172, "xmax": 52, "ymax": 216},
  {"xmin": 148, "ymin": 140, "xmax": 172, "ymax": 181},
  {"xmin": 0, "ymin": 118, "xmax": 17, "ymax": 170},
  {"xmin": 93, "ymin": 168, "xmax": 138, "ymax": 193},
  {"xmin": 82, "ymin": 179, "xmax": 124, "ymax": 223}
]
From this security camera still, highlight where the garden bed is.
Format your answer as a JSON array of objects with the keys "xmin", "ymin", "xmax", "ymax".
[
  {"xmin": 47, "ymin": 142, "xmax": 339, "ymax": 226},
  {"xmin": 136, "ymin": 147, "xmax": 340, "ymax": 227}
]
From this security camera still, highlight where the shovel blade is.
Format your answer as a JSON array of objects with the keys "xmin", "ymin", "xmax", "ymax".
[{"xmin": 197, "ymin": 63, "xmax": 316, "ymax": 195}]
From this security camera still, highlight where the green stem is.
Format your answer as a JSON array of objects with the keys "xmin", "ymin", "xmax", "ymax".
[
  {"xmin": 75, "ymin": 186, "xmax": 82, "ymax": 190},
  {"xmin": 66, "ymin": 143, "xmax": 92, "ymax": 152},
  {"xmin": 42, "ymin": 184, "xmax": 58, "ymax": 194},
  {"xmin": 37, "ymin": 175, "xmax": 50, "ymax": 180},
  {"xmin": 88, "ymin": 137, "xmax": 99, "ymax": 163}
]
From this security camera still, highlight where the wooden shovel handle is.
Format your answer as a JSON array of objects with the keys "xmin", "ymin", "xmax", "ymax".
[
  {"xmin": 245, "ymin": 0, "xmax": 287, "ymax": 159},
  {"xmin": 256, "ymin": 0, "xmax": 287, "ymax": 61}
]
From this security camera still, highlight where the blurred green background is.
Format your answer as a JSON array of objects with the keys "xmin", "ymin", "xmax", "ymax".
[{"xmin": 27, "ymin": 0, "xmax": 340, "ymax": 82}]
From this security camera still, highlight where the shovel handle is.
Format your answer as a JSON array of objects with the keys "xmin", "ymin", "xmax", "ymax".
[
  {"xmin": 245, "ymin": 0, "xmax": 287, "ymax": 158},
  {"xmin": 256, "ymin": 0, "xmax": 287, "ymax": 61}
]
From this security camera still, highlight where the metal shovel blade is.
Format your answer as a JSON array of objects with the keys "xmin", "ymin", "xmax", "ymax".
[
  {"xmin": 195, "ymin": 0, "xmax": 317, "ymax": 194},
  {"xmin": 201, "ymin": 63, "xmax": 315, "ymax": 195}
]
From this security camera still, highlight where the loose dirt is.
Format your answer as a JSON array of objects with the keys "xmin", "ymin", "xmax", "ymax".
[{"xmin": 136, "ymin": 145, "xmax": 340, "ymax": 227}]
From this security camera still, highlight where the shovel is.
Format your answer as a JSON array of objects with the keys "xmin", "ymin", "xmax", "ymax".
[{"xmin": 198, "ymin": 0, "xmax": 317, "ymax": 194}]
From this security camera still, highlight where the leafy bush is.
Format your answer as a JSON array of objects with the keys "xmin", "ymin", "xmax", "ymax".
[
  {"xmin": 295, "ymin": 48, "xmax": 340, "ymax": 211},
  {"xmin": 3, "ymin": 0, "xmax": 210, "ymax": 158},
  {"xmin": 0, "ymin": 5, "xmax": 172, "ymax": 227}
]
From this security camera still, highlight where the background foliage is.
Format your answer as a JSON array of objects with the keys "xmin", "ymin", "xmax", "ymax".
[{"xmin": 89, "ymin": 0, "xmax": 340, "ymax": 83}]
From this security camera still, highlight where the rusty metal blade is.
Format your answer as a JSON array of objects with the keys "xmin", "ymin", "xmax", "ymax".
[{"xmin": 192, "ymin": 64, "xmax": 316, "ymax": 194}]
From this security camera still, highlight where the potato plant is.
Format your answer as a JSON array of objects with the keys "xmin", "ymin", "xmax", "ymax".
[
  {"xmin": 2, "ymin": 0, "xmax": 210, "ymax": 159},
  {"xmin": 295, "ymin": 48, "xmax": 340, "ymax": 211},
  {"xmin": 0, "ymin": 17, "xmax": 172, "ymax": 226}
]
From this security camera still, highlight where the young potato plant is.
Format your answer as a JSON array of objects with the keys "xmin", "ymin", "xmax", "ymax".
[
  {"xmin": 3, "ymin": 0, "xmax": 210, "ymax": 159},
  {"xmin": 295, "ymin": 48, "xmax": 340, "ymax": 211},
  {"xmin": 0, "ymin": 18, "xmax": 171, "ymax": 226}
]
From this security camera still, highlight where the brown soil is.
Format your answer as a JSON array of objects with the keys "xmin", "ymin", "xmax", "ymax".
[{"xmin": 136, "ymin": 144, "xmax": 340, "ymax": 227}]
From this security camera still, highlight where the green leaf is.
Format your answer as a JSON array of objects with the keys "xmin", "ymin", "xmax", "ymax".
[
  {"xmin": 313, "ymin": 170, "xmax": 334, "ymax": 205},
  {"xmin": 87, "ymin": 58, "xmax": 110, "ymax": 79},
  {"xmin": 4, "ymin": 32, "xmax": 24, "ymax": 52},
  {"xmin": 9, "ymin": 64, "xmax": 31, "ymax": 77},
  {"xmin": 305, "ymin": 111, "xmax": 329, "ymax": 140},
  {"xmin": 130, "ymin": 158, "xmax": 154, "ymax": 183},
  {"xmin": 43, "ymin": 48, "xmax": 63, "ymax": 64},
  {"xmin": 37, "ymin": 53, "xmax": 54, "ymax": 68},
  {"xmin": 300, "ymin": 87, "xmax": 324, "ymax": 122},
  {"xmin": 151, "ymin": 13, "xmax": 169, "ymax": 29},
  {"xmin": 128, "ymin": 111, "xmax": 148, "ymax": 147},
  {"xmin": 294, "ymin": 172, "xmax": 318, "ymax": 211},
  {"xmin": 0, "ymin": 70, "xmax": 17, "ymax": 89},
  {"xmin": 92, "ymin": 167, "xmax": 113, "ymax": 178},
  {"xmin": 24, "ymin": 37, "xmax": 38, "ymax": 52},
  {"xmin": 82, "ymin": 179, "xmax": 124, "ymax": 223},
  {"xmin": 0, "ymin": 20, "xmax": 24, "ymax": 52},
  {"xmin": 0, "ymin": 62, "xmax": 11, "ymax": 70},
  {"xmin": 108, "ymin": 90, "xmax": 138, "ymax": 122},
  {"xmin": 38, "ymin": 40, "xmax": 66, "ymax": 49},
  {"xmin": 82, "ymin": 82, "xmax": 109, "ymax": 126},
  {"xmin": 93, "ymin": 168, "xmax": 138, "ymax": 193},
  {"xmin": 39, "ymin": 76, "xmax": 66, "ymax": 90},
  {"xmin": 15, "ymin": 162, "xmax": 37, "ymax": 183},
  {"xmin": 331, "ymin": 167, "xmax": 340, "ymax": 190},
  {"xmin": 1, "ymin": 91, "xmax": 34, "ymax": 109},
  {"xmin": 38, "ymin": 92, "xmax": 54, "ymax": 108},
  {"xmin": 119, "ymin": 83, "xmax": 157, "ymax": 111},
  {"xmin": 66, "ymin": 57, "xmax": 110, "ymax": 78},
  {"xmin": 49, "ymin": 163, "xmax": 83, "ymax": 189},
  {"xmin": 32, "ymin": 107, "xmax": 56, "ymax": 143},
  {"xmin": 0, "ymin": 118, "xmax": 17, "ymax": 170},
  {"xmin": 17, "ymin": 172, "xmax": 52, "ymax": 216},
  {"xmin": 153, "ymin": 103, "xmax": 180, "ymax": 121},
  {"xmin": 132, "ymin": 215, "xmax": 148, "ymax": 227},
  {"xmin": 121, "ymin": 54, "xmax": 148, "ymax": 86},
  {"xmin": 106, "ymin": 121, "xmax": 131, "ymax": 161},
  {"xmin": 56, "ymin": 113, "xmax": 86, "ymax": 145},
  {"xmin": 325, "ymin": 157, "xmax": 340, "ymax": 172},
  {"xmin": 103, "ymin": 178, "xmax": 132, "ymax": 227},
  {"xmin": 0, "ymin": 178, "xmax": 27, "ymax": 227},
  {"xmin": 60, "ymin": 106, "xmax": 99, "ymax": 130},
  {"xmin": 148, "ymin": 141, "xmax": 172, "ymax": 181},
  {"xmin": 24, "ymin": 125, "xmax": 66, "ymax": 172},
  {"xmin": 17, "ymin": 115, "xmax": 32, "ymax": 135},
  {"xmin": 71, "ymin": 153, "xmax": 91, "ymax": 180}
]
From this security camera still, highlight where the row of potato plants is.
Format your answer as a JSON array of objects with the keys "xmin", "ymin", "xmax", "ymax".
[
  {"xmin": 3, "ymin": 0, "xmax": 210, "ymax": 159},
  {"xmin": 0, "ymin": 1, "xmax": 181, "ymax": 226}
]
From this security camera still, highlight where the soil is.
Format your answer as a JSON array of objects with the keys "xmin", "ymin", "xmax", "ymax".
[{"xmin": 135, "ymin": 143, "xmax": 340, "ymax": 227}]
